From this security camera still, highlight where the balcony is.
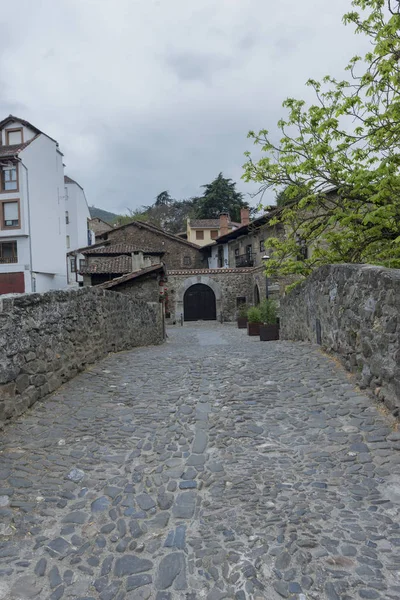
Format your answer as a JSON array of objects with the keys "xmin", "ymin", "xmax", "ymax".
[
  {"xmin": 0, "ymin": 256, "xmax": 18, "ymax": 264},
  {"xmin": 235, "ymin": 254, "xmax": 254, "ymax": 268}
]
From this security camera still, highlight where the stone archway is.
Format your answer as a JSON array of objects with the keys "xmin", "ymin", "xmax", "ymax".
[{"xmin": 176, "ymin": 275, "xmax": 222, "ymax": 322}]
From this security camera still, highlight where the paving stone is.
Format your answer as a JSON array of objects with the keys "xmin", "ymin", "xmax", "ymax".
[
  {"xmin": 34, "ymin": 557, "xmax": 47, "ymax": 577},
  {"xmin": 1, "ymin": 324, "xmax": 400, "ymax": 598},
  {"xmin": 136, "ymin": 493, "xmax": 156, "ymax": 511},
  {"xmin": 156, "ymin": 552, "xmax": 187, "ymax": 590},
  {"xmin": 114, "ymin": 555, "xmax": 153, "ymax": 577},
  {"xmin": 91, "ymin": 496, "xmax": 111, "ymax": 512},
  {"xmin": 126, "ymin": 574, "xmax": 153, "ymax": 591}
]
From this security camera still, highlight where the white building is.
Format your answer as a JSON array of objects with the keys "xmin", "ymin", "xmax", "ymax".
[
  {"xmin": 64, "ymin": 175, "xmax": 93, "ymax": 286},
  {"xmin": 0, "ymin": 115, "xmax": 68, "ymax": 293}
]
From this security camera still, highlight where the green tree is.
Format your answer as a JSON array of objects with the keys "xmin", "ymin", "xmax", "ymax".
[
  {"xmin": 155, "ymin": 191, "xmax": 173, "ymax": 206},
  {"xmin": 243, "ymin": 0, "xmax": 400, "ymax": 279},
  {"xmin": 195, "ymin": 172, "xmax": 249, "ymax": 223},
  {"xmin": 112, "ymin": 208, "xmax": 148, "ymax": 226}
]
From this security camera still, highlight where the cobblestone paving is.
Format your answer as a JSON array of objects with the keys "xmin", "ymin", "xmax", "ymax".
[{"xmin": 1, "ymin": 324, "xmax": 400, "ymax": 600}]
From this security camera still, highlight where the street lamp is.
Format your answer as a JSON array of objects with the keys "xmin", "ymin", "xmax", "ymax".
[{"xmin": 263, "ymin": 254, "xmax": 270, "ymax": 299}]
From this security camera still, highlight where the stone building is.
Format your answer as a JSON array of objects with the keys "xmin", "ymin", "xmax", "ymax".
[
  {"xmin": 89, "ymin": 217, "xmax": 113, "ymax": 237},
  {"xmin": 98, "ymin": 263, "xmax": 166, "ymax": 304},
  {"xmin": 166, "ymin": 267, "xmax": 273, "ymax": 323},
  {"xmin": 203, "ymin": 211, "xmax": 285, "ymax": 270},
  {"xmin": 96, "ymin": 220, "xmax": 206, "ymax": 271},
  {"xmin": 186, "ymin": 214, "xmax": 240, "ymax": 247},
  {"xmin": 75, "ymin": 243, "xmax": 165, "ymax": 286}
]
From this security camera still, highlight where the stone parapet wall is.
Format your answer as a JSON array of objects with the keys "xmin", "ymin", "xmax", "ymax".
[
  {"xmin": 280, "ymin": 264, "xmax": 400, "ymax": 413},
  {"xmin": 0, "ymin": 288, "xmax": 164, "ymax": 426}
]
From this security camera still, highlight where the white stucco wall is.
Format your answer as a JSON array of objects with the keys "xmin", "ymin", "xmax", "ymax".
[
  {"xmin": 20, "ymin": 136, "xmax": 67, "ymax": 284},
  {"xmin": 209, "ymin": 244, "xmax": 229, "ymax": 268},
  {"xmin": 65, "ymin": 180, "xmax": 91, "ymax": 252}
]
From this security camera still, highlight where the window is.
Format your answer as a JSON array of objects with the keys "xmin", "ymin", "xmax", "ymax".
[
  {"xmin": 183, "ymin": 255, "xmax": 191, "ymax": 266},
  {"xmin": 196, "ymin": 230, "xmax": 204, "ymax": 240},
  {"xmin": 217, "ymin": 246, "xmax": 224, "ymax": 268},
  {"xmin": 70, "ymin": 258, "xmax": 76, "ymax": 272},
  {"xmin": 246, "ymin": 244, "xmax": 252, "ymax": 256},
  {"xmin": 2, "ymin": 201, "xmax": 19, "ymax": 228},
  {"xmin": 0, "ymin": 241, "xmax": 17, "ymax": 264},
  {"xmin": 1, "ymin": 166, "xmax": 18, "ymax": 192},
  {"xmin": 79, "ymin": 259, "xmax": 86, "ymax": 270},
  {"xmin": 66, "ymin": 235, "xmax": 70, "ymax": 249},
  {"xmin": 211, "ymin": 230, "xmax": 218, "ymax": 240},
  {"xmin": 234, "ymin": 248, "xmax": 239, "ymax": 257},
  {"xmin": 236, "ymin": 296, "xmax": 246, "ymax": 307},
  {"xmin": 65, "ymin": 211, "xmax": 69, "ymax": 225},
  {"xmin": 259, "ymin": 239, "xmax": 265, "ymax": 252},
  {"xmin": 5, "ymin": 128, "xmax": 23, "ymax": 145}
]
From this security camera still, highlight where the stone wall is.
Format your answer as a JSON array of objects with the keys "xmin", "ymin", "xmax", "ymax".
[
  {"xmin": 100, "ymin": 222, "xmax": 206, "ymax": 271},
  {"xmin": 280, "ymin": 264, "xmax": 400, "ymax": 414},
  {"xmin": 0, "ymin": 287, "xmax": 164, "ymax": 426},
  {"xmin": 167, "ymin": 268, "xmax": 280, "ymax": 323}
]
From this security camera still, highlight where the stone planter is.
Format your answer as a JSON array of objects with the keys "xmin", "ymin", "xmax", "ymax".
[
  {"xmin": 260, "ymin": 323, "xmax": 280, "ymax": 341},
  {"xmin": 237, "ymin": 317, "xmax": 248, "ymax": 329},
  {"xmin": 247, "ymin": 322, "xmax": 261, "ymax": 336}
]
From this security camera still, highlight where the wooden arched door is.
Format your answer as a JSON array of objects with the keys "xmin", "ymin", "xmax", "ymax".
[{"xmin": 184, "ymin": 284, "xmax": 216, "ymax": 321}]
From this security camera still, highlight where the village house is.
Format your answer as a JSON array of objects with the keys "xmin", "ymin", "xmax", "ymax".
[
  {"xmin": 186, "ymin": 214, "xmax": 240, "ymax": 247},
  {"xmin": 0, "ymin": 115, "xmax": 69, "ymax": 294},
  {"xmin": 95, "ymin": 219, "xmax": 206, "ymax": 270},
  {"xmin": 89, "ymin": 216, "xmax": 113, "ymax": 238},
  {"xmin": 77, "ymin": 243, "xmax": 165, "ymax": 286},
  {"xmin": 65, "ymin": 175, "xmax": 94, "ymax": 286}
]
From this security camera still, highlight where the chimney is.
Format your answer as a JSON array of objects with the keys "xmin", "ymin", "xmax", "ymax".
[
  {"xmin": 131, "ymin": 251, "xmax": 144, "ymax": 272},
  {"xmin": 240, "ymin": 208, "xmax": 250, "ymax": 226},
  {"xmin": 219, "ymin": 213, "xmax": 230, "ymax": 236}
]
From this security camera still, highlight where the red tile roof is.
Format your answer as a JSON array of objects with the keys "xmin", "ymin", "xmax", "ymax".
[
  {"xmin": 190, "ymin": 219, "xmax": 240, "ymax": 228},
  {"xmin": 98, "ymin": 264, "xmax": 165, "ymax": 289},
  {"xmin": 0, "ymin": 138, "xmax": 37, "ymax": 158},
  {"xmin": 79, "ymin": 255, "xmax": 132, "ymax": 274},
  {"xmin": 81, "ymin": 243, "xmax": 165, "ymax": 256}
]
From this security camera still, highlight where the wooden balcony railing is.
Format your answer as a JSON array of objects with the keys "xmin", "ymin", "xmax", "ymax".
[{"xmin": 0, "ymin": 257, "xmax": 18, "ymax": 264}]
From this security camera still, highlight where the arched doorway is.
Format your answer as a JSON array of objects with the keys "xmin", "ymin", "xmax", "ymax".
[
  {"xmin": 184, "ymin": 284, "xmax": 216, "ymax": 321},
  {"xmin": 254, "ymin": 285, "xmax": 260, "ymax": 305}
]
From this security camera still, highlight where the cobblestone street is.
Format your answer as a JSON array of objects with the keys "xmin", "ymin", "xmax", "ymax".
[{"xmin": 1, "ymin": 324, "xmax": 400, "ymax": 600}]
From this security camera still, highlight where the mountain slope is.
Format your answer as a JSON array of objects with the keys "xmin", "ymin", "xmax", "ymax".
[{"xmin": 89, "ymin": 206, "xmax": 119, "ymax": 223}]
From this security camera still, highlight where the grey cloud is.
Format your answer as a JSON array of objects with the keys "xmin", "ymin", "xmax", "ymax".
[
  {"xmin": 165, "ymin": 51, "xmax": 233, "ymax": 83},
  {"xmin": 0, "ymin": 0, "xmax": 366, "ymax": 214}
]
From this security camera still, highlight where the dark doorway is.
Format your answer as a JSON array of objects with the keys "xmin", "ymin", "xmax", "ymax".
[
  {"xmin": 184, "ymin": 284, "xmax": 216, "ymax": 321},
  {"xmin": 254, "ymin": 285, "xmax": 260, "ymax": 305}
]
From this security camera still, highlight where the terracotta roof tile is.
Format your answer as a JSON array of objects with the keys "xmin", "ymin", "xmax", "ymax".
[
  {"xmin": 0, "ymin": 140, "xmax": 35, "ymax": 158},
  {"xmin": 98, "ymin": 264, "xmax": 165, "ymax": 289},
  {"xmin": 190, "ymin": 219, "xmax": 239, "ymax": 228},
  {"xmin": 79, "ymin": 255, "xmax": 132, "ymax": 274},
  {"xmin": 82, "ymin": 243, "xmax": 165, "ymax": 256}
]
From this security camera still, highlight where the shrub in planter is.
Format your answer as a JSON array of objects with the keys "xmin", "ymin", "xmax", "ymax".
[
  {"xmin": 237, "ymin": 303, "xmax": 248, "ymax": 329},
  {"xmin": 259, "ymin": 299, "xmax": 279, "ymax": 341},
  {"xmin": 247, "ymin": 306, "xmax": 262, "ymax": 336}
]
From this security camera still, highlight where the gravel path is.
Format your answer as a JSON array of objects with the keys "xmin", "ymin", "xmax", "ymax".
[{"xmin": 1, "ymin": 324, "xmax": 400, "ymax": 600}]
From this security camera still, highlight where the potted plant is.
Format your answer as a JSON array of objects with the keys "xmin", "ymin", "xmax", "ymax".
[
  {"xmin": 237, "ymin": 303, "xmax": 248, "ymax": 329},
  {"xmin": 259, "ymin": 298, "xmax": 279, "ymax": 341},
  {"xmin": 247, "ymin": 306, "xmax": 262, "ymax": 336}
]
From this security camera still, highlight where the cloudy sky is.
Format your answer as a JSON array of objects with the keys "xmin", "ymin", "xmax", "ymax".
[{"xmin": 0, "ymin": 0, "xmax": 368, "ymax": 214}]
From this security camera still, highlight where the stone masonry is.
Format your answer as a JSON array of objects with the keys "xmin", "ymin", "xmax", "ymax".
[
  {"xmin": 167, "ymin": 268, "xmax": 280, "ymax": 323},
  {"xmin": 0, "ymin": 287, "xmax": 164, "ymax": 426},
  {"xmin": 97, "ymin": 221, "xmax": 206, "ymax": 271},
  {"xmin": 280, "ymin": 264, "xmax": 400, "ymax": 415}
]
